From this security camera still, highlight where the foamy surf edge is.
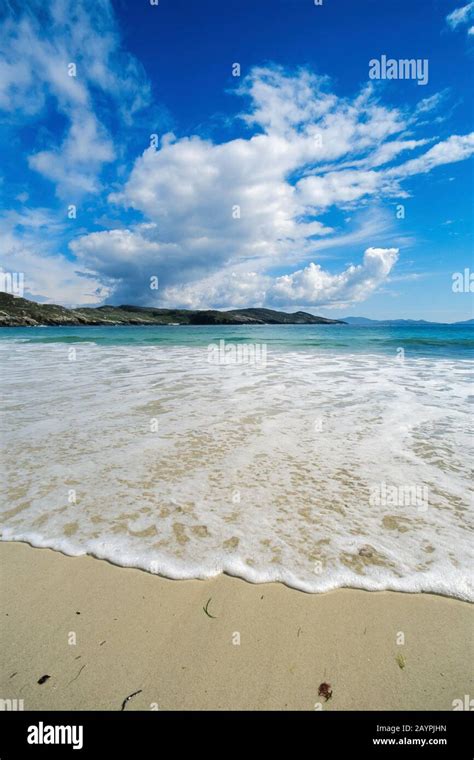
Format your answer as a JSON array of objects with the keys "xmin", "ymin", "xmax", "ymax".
[{"xmin": 2, "ymin": 532, "xmax": 472, "ymax": 603}]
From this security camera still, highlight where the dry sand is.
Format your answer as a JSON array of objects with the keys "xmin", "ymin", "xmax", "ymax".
[{"xmin": 0, "ymin": 541, "xmax": 472, "ymax": 711}]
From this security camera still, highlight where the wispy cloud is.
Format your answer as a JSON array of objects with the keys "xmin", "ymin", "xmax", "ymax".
[
  {"xmin": 0, "ymin": 0, "xmax": 151, "ymax": 199},
  {"xmin": 446, "ymin": 2, "xmax": 474, "ymax": 34}
]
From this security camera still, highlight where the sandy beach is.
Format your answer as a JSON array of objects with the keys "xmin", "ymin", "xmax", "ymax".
[{"xmin": 1, "ymin": 541, "xmax": 472, "ymax": 711}]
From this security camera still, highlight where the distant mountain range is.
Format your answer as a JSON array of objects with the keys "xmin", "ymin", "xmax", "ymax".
[
  {"xmin": 343, "ymin": 316, "xmax": 474, "ymax": 326},
  {"xmin": 0, "ymin": 293, "xmax": 345, "ymax": 326}
]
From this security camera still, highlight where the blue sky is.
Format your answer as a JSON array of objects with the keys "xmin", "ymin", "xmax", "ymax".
[{"xmin": 0, "ymin": 0, "xmax": 473, "ymax": 320}]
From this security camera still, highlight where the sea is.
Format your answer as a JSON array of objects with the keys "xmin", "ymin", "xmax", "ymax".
[{"xmin": 1, "ymin": 323, "xmax": 472, "ymax": 601}]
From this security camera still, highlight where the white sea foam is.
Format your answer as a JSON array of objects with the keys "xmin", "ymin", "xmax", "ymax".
[{"xmin": 0, "ymin": 342, "xmax": 472, "ymax": 600}]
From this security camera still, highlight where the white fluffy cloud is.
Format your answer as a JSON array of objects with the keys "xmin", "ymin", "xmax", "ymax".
[
  {"xmin": 156, "ymin": 247, "xmax": 399, "ymax": 310},
  {"xmin": 268, "ymin": 248, "xmax": 399, "ymax": 307},
  {"xmin": 2, "ymin": 4, "xmax": 474, "ymax": 309},
  {"xmin": 69, "ymin": 67, "xmax": 474, "ymax": 309}
]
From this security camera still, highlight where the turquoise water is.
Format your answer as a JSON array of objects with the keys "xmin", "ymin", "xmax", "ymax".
[{"xmin": 1, "ymin": 323, "xmax": 473, "ymax": 358}]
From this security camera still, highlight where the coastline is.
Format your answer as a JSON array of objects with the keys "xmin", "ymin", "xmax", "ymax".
[{"xmin": 1, "ymin": 541, "xmax": 472, "ymax": 711}]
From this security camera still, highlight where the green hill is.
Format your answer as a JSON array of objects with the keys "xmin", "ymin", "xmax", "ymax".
[{"xmin": 0, "ymin": 293, "xmax": 345, "ymax": 327}]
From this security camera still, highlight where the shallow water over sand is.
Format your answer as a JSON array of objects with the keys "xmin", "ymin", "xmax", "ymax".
[{"xmin": 0, "ymin": 334, "xmax": 472, "ymax": 600}]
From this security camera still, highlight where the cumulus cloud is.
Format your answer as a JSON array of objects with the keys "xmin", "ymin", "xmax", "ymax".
[
  {"xmin": 150, "ymin": 247, "xmax": 399, "ymax": 310},
  {"xmin": 69, "ymin": 66, "xmax": 474, "ymax": 309},
  {"xmin": 267, "ymin": 248, "xmax": 399, "ymax": 307},
  {"xmin": 2, "ymin": 5, "xmax": 474, "ymax": 309}
]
